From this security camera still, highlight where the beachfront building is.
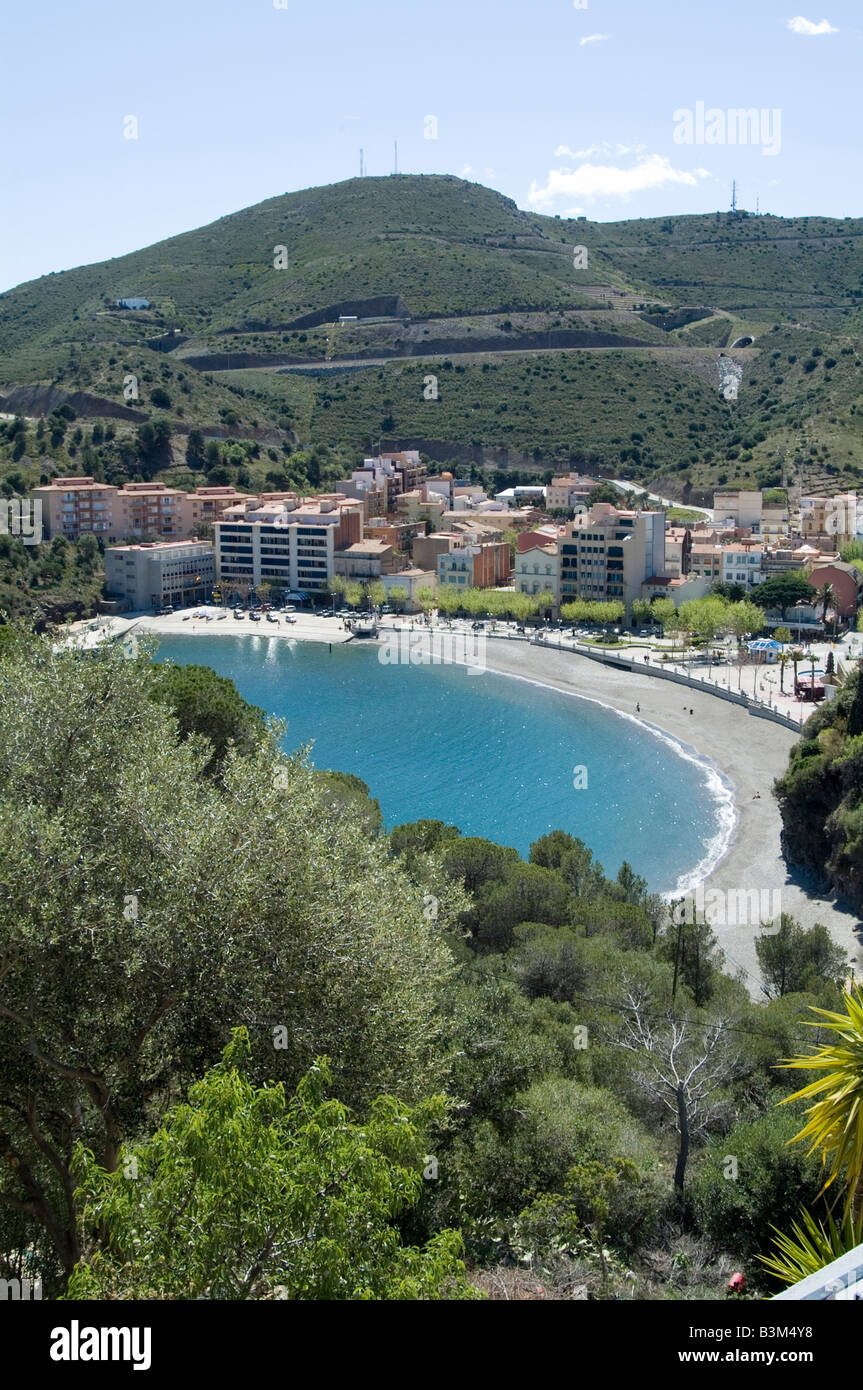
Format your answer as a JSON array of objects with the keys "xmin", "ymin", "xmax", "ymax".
[
  {"xmin": 559, "ymin": 504, "xmax": 666, "ymax": 612},
  {"xmin": 334, "ymin": 539, "xmax": 396, "ymax": 580},
  {"xmin": 380, "ymin": 568, "xmax": 437, "ymax": 611},
  {"xmin": 514, "ymin": 531, "xmax": 560, "ymax": 604},
  {"xmin": 104, "ymin": 540, "xmax": 215, "ymax": 611},
  {"xmin": 214, "ymin": 493, "xmax": 363, "ymax": 597},
  {"xmin": 437, "ymin": 540, "xmax": 511, "ymax": 590},
  {"xmin": 641, "ymin": 574, "xmax": 710, "ymax": 604}
]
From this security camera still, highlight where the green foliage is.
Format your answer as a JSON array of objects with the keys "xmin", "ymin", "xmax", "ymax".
[
  {"xmin": 751, "ymin": 572, "xmax": 816, "ymax": 616},
  {"xmin": 313, "ymin": 769, "xmax": 383, "ymax": 835},
  {"xmin": 775, "ymin": 670, "xmax": 863, "ymax": 907},
  {"xmin": 0, "ymin": 631, "xmax": 456, "ymax": 1283},
  {"xmin": 67, "ymin": 1034, "xmax": 477, "ymax": 1300},
  {"xmin": 691, "ymin": 1107, "xmax": 830, "ymax": 1282},
  {"xmin": 149, "ymin": 659, "xmax": 267, "ymax": 776},
  {"xmin": 755, "ymin": 914, "xmax": 847, "ymax": 998},
  {"xmin": 760, "ymin": 1206, "xmax": 863, "ymax": 1288}
]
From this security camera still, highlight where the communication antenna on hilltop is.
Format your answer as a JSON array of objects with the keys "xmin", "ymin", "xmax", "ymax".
[
  {"xmin": 360, "ymin": 148, "xmax": 364, "ymax": 177},
  {"xmin": 731, "ymin": 179, "xmax": 738, "ymax": 214},
  {"xmin": 756, "ymin": 196, "xmax": 760, "ymax": 216},
  {"xmin": 394, "ymin": 140, "xmax": 398, "ymax": 176}
]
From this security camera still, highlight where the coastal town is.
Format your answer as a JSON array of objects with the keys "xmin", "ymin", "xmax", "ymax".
[{"xmin": 41, "ymin": 453, "xmax": 863, "ymax": 726}]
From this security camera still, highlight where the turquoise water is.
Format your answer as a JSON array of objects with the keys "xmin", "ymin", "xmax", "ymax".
[{"xmin": 154, "ymin": 634, "xmax": 731, "ymax": 894}]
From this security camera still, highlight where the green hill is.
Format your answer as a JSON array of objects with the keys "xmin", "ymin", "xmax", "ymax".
[{"xmin": 2, "ymin": 174, "xmax": 863, "ymax": 501}]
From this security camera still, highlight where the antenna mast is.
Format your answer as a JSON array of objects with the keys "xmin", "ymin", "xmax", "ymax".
[
  {"xmin": 731, "ymin": 179, "xmax": 737, "ymax": 214},
  {"xmin": 394, "ymin": 140, "xmax": 398, "ymax": 175},
  {"xmin": 360, "ymin": 148, "xmax": 364, "ymax": 177}
]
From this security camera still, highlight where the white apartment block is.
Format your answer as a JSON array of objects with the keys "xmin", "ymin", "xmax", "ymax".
[
  {"xmin": 713, "ymin": 489, "xmax": 763, "ymax": 530},
  {"xmin": 720, "ymin": 544, "xmax": 764, "ymax": 588},
  {"xmin": 215, "ymin": 494, "xmax": 363, "ymax": 596},
  {"xmin": 515, "ymin": 541, "xmax": 560, "ymax": 603}
]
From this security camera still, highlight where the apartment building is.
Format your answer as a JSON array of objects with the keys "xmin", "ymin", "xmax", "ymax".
[
  {"xmin": 104, "ymin": 540, "xmax": 215, "ymax": 611},
  {"xmin": 437, "ymin": 540, "xmax": 511, "ymax": 589},
  {"xmin": 334, "ymin": 539, "xmax": 396, "ymax": 580},
  {"xmin": 215, "ymin": 494, "xmax": 362, "ymax": 596},
  {"xmin": 720, "ymin": 543, "xmax": 764, "ymax": 589},
  {"xmin": 337, "ymin": 452, "xmax": 425, "ymax": 516},
  {"xmin": 412, "ymin": 532, "xmax": 464, "ymax": 572},
  {"xmin": 114, "ymin": 483, "xmax": 188, "ymax": 540},
  {"xmin": 514, "ymin": 531, "xmax": 561, "ymax": 604},
  {"xmin": 33, "ymin": 477, "xmax": 251, "ymax": 543},
  {"xmin": 559, "ymin": 504, "xmax": 666, "ymax": 611},
  {"xmin": 393, "ymin": 489, "xmax": 446, "ymax": 525},
  {"xmin": 689, "ymin": 543, "xmax": 724, "ymax": 585},
  {"xmin": 801, "ymin": 493, "xmax": 863, "ymax": 548},
  {"xmin": 664, "ymin": 526, "xmax": 692, "ymax": 578},
  {"xmin": 546, "ymin": 473, "xmax": 599, "ymax": 511},
  {"xmin": 33, "ymin": 477, "xmax": 119, "ymax": 539},
  {"xmin": 713, "ymin": 489, "xmax": 763, "ymax": 530}
]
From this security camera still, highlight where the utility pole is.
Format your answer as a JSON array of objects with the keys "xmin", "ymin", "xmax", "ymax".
[
  {"xmin": 731, "ymin": 179, "xmax": 737, "ymax": 215},
  {"xmin": 360, "ymin": 148, "xmax": 364, "ymax": 177},
  {"xmin": 394, "ymin": 140, "xmax": 398, "ymax": 175}
]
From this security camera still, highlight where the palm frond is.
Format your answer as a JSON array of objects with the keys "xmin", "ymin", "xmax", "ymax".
[{"xmin": 760, "ymin": 1206, "xmax": 863, "ymax": 1287}]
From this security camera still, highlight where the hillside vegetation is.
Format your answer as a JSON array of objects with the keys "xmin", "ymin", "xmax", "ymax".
[{"xmin": 2, "ymin": 175, "xmax": 863, "ymax": 500}]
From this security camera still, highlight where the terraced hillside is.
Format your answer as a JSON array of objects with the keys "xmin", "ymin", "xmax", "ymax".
[{"xmin": 1, "ymin": 175, "xmax": 862, "ymax": 501}]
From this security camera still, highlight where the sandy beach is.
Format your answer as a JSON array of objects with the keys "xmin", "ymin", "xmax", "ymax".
[
  {"xmin": 477, "ymin": 638, "xmax": 862, "ymax": 992},
  {"xmin": 66, "ymin": 609, "xmax": 863, "ymax": 992}
]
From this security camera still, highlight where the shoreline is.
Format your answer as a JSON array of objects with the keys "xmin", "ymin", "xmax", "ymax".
[
  {"xmin": 476, "ymin": 638, "xmax": 862, "ymax": 992},
  {"xmin": 66, "ymin": 609, "xmax": 863, "ymax": 991}
]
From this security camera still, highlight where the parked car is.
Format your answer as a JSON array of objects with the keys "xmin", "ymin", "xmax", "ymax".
[{"xmin": 266, "ymin": 612, "xmax": 279, "ymax": 623}]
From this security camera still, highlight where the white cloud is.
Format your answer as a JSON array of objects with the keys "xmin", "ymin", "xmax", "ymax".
[
  {"xmin": 555, "ymin": 141, "xmax": 644, "ymax": 160},
  {"xmin": 580, "ymin": 33, "xmax": 611, "ymax": 46},
  {"xmin": 459, "ymin": 164, "xmax": 475, "ymax": 178},
  {"xmin": 787, "ymin": 15, "xmax": 838, "ymax": 34},
  {"xmin": 526, "ymin": 153, "xmax": 711, "ymax": 211}
]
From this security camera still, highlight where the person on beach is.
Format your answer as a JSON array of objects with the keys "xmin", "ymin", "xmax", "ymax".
[{"xmin": 636, "ymin": 703, "xmax": 640, "ymax": 713}]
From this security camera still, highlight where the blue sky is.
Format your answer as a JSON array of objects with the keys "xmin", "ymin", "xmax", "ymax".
[{"xmin": 1, "ymin": 0, "xmax": 859, "ymax": 291}]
